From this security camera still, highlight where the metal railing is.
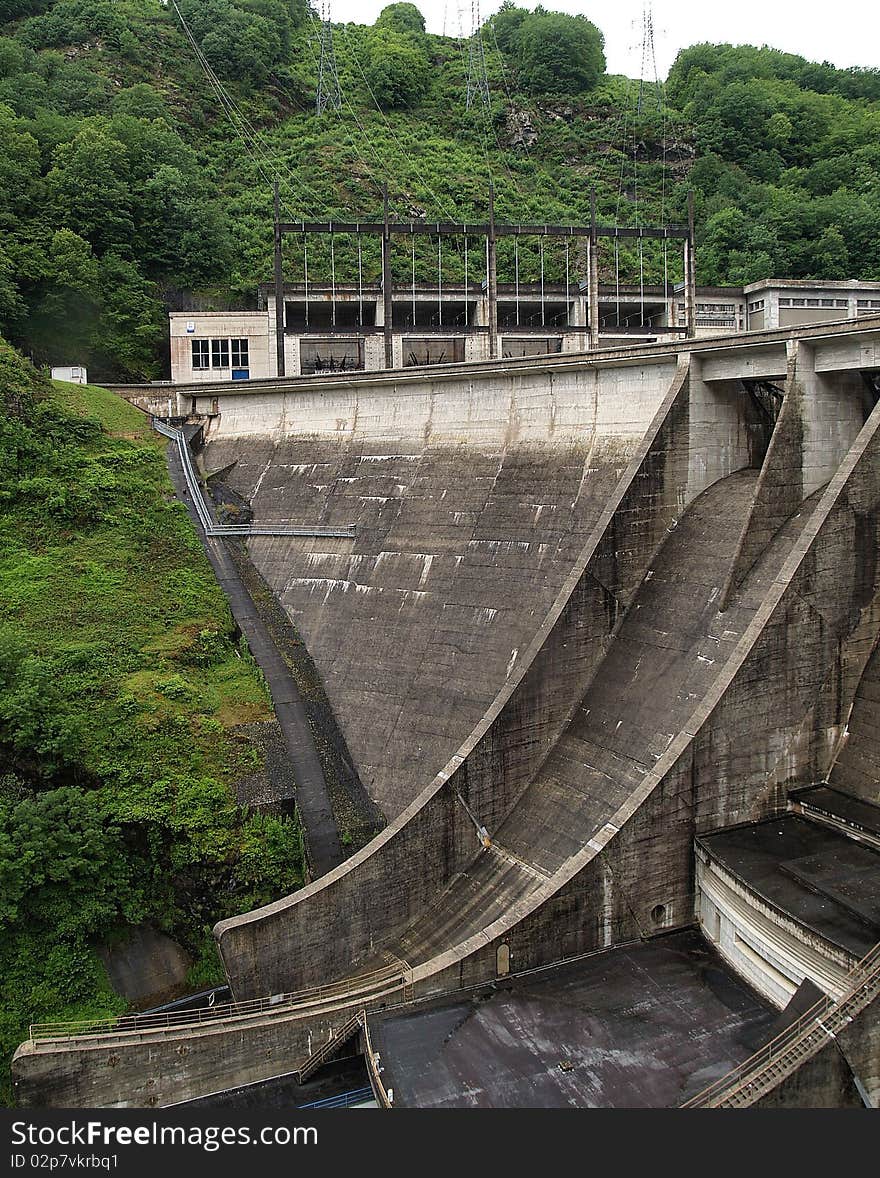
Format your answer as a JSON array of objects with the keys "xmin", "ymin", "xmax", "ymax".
[
  {"xmin": 362, "ymin": 1016, "xmax": 393, "ymax": 1109},
  {"xmin": 296, "ymin": 1011, "xmax": 366, "ymax": 1083},
  {"xmin": 28, "ymin": 965, "xmax": 405, "ymax": 1046},
  {"xmin": 681, "ymin": 941, "xmax": 880, "ymax": 1108},
  {"xmin": 153, "ymin": 419, "xmax": 356, "ymax": 539},
  {"xmin": 298, "ymin": 1086, "xmax": 374, "ymax": 1109}
]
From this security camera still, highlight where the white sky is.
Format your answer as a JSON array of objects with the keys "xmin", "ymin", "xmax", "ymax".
[{"xmin": 325, "ymin": 1, "xmax": 880, "ymax": 79}]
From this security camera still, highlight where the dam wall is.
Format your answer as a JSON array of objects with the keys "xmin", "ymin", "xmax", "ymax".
[
  {"xmin": 213, "ymin": 328, "xmax": 880, "ymax": 1001},
  {"xmin": 214, "ymin": 352, "xmax": 778, "ymax": 996},
  {"xmin": 14, "ymin": 319, "xmax": 880, "ymax": 1106},
  {"xmin": 203, "ymin": 355, "xmax": 683, "ymax": 822}
]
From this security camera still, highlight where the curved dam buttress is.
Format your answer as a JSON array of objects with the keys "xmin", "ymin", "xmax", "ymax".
[{"xmin": 213, "ymin": 330, "xmax": 880, "ymax": 1002}]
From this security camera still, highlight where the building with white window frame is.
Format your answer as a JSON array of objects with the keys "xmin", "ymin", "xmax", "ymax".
[
  {"xmin": 169, "ymin": 310, "xmax": 272, "ymax": 384},
  {"xmin": 168, "ymin": 278, "xmax": 880, "ymax": 384}
]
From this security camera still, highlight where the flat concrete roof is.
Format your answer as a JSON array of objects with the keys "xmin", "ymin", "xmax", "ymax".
[
  {"xmin": 743, "ymin": 277, "xmax": 880, "ymax": 293},
  {"xmin": 698, "ymin": 815, "xmax": 880, "ymax": 959},
  {"xmin": 791, "ymin": 784, "xmax": 880, "ymax": 840},
  {"xmin": 368, "ymin": 931, "xmax": 776, "ymax": 1108}
]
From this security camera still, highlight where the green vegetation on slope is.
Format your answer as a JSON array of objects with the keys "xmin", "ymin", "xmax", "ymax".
[
  {"xmin": 0, "ymin": 338, "xmax": 304, "ymax": 1101},
  {"xmin": 1, "ymin": 3, "xmax": 877, "ymax": 378},
  {"xmin": 669, "ymin": 43, "xmax": 880, "ymax": 285}
]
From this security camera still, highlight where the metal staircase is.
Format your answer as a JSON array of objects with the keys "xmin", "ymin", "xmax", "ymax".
[{"xmin": 681, "ymin": 942, "xmax": 880, "ymax": 1107}]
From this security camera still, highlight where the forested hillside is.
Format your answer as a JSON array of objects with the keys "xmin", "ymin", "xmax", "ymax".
[
  {"xmin": 1, "ymin": 1, "xmax": 879, "ymax": 379},
  {"xmin": 0, "ymin": 336, "xmax": 305, "ymax": 1099}
]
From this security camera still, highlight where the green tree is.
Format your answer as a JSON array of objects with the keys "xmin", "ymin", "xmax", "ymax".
[
  {"xmin": 809, "ymin": 225, "xmax": 849, "ymax": 277},
  {"xmin": 487, "ymin": 1, "xmax": 528, "ymax": 57},
  {"xmin": 0, "ymin": 245, "xmax": 24, "ymax": 333},
  {"xmin": 364, "ymin": 27, "xmax": 431, "ymax": 109},
  {"xmin": 46, "ymin": 126, "xmax": 134, "ymax": 254},
  {"xmin": 517, "ymin": 10, "xmax": 605, "ymax": 96},
  {"xmin": 112, "ymin": 85, "xmax": 172, "ymax": 123},
  {"xmin": 375, "ymin": 2, "xmax": 426, "ymax": 36},
  {"xmin": 0, "ymin": 0, "xmax": 51, "ymax": 19},
  {"xmin": 176, "ymin": 0, "xmax": 285, "ymax": 86},
  {"xmin": 91, "ymin": 254, "xmax": 166, "ymax": 380}
]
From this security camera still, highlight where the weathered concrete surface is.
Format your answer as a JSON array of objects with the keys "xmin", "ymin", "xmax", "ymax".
[
  {"xmin": 12, "ymin": 1000, "xmax": 359, "ymax": 1109},
  {"xmin": 790, "ymin": 783, "xmax": 880, "ymax": 848},
  {"xmin": 462, "ymin": 389, "xmax": 880, "ymax": 994},
  {"xmin": 165, "ymin": 440, "xmax": 344, "ymax": 876},
  {"xmin": 212, "ymin": 358, "xmax": 695, "ymax": 995},
  {"xmin": 14, "ymin": 320, "xmax": 880, "ymax": 1106},
  {"xmin": 212, "ymin": 356, "xmax": 826, "ymax": 1000},
  {"xmin": 369, "ymin": 931, "xmax": 776, "ymax": 1108},
  {"xmin": 97, "ymin": 926, "xmax": 191, "ymax": 1010},
  {"xmin": 698, "ymin": 817, "xmax": 880, "ymax": 962},
  {"xmin": 751, "ymin": 991, "xmax": 880, "ymax": 1108},
  {"xmin": 216, "ymin": 361, "xmax": 880, "ymax": 1009},
  {"xmin": 830, "ymin": 638, "xmax": 880, "ymax": 805},
  {"xmin": 695, "ymin": 817, "xmax": 878, "ymax": 1009},
  {"xmin": 205, "ymin": 359, "xmax": 679, "ymax": 820}
]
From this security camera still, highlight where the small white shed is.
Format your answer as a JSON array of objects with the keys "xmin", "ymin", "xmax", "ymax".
[{"xmin": 51, "ymin": 365, "xmax": 88, "ymax": 385}]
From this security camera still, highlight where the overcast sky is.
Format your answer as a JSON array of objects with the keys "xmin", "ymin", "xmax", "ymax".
[{"xmin": 324, "ymin": 1, "xmax": 880, "ymax": 79}]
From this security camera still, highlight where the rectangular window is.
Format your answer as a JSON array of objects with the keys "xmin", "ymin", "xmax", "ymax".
[
  {"xmin": 231, "ymin": 338, "xmax": 249, "ymax": 368},
  {"xmin": 192, "ymin": 339, "xmax": 210, "ymax": 370},
  {"xmin": 403, "ymin": 337, "xmax": 466, "ymax": 367},
  {"xmin": 300, "ymin": 338, "xmax": 366, "ymax": 376},
  {"xmin": 211, "ymin": 338, "xmax": 230, "ymax": 368},
  {"xmin": 779, "ymin": 298, "xmax": 792, "ymax": 307},
  {"xmin": 501, "ymin": 337, "xmax": 563, "ymax": 358}
]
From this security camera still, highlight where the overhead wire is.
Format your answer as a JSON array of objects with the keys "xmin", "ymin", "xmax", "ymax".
[
  {"xmin": 336, "ymin": 23, "xmax": 458, "ymax": 222},
  {"xmin": 169, "ymin": 0, "xmax": 330, "ymax": 221},
  {"xmin": 303, "ymin": 10, "xmax": 394, "ymax": 211}
]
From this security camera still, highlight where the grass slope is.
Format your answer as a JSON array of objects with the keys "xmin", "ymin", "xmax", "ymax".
[{"xmin": 0, "ymin": 339, "xmax": 303, "ymax": 1102}]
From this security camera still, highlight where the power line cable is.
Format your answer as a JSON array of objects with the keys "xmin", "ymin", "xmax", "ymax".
[
  {"xmin": 169, "ymin": 0, "xmax": 330, "ymax": 219},
  {"xmin": 303, "ymin": 10, "xmax": 394, "ymax": 211},
  {"xmin": 336, "ymin": 24, "xmax": 458, "ymax": 221}
]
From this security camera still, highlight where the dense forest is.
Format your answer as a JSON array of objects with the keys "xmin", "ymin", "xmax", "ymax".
[{"xmin": 0, "ymin": 0, "xmax": 878, "ymax": 379}]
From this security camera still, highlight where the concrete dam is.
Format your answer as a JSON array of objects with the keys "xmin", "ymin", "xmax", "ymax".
[{"xmin": 14, "ymin": 317, "xmax": 880, "ymax": 1107}]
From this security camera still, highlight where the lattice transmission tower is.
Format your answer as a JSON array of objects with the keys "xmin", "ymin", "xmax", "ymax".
[
  {"xmin": 465, "ymin": 0, "xmax": 491, "ymax": 112},
  {"xmin": 637, "ymin": 3, "xmax": 663, "ymax": 113},
  {"xmin": 316, "ymin": 0, "xmax": 342, "ymax": 116}
]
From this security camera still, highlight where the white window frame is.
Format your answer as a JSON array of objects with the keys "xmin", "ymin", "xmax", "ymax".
[
  {"xmin": 231, "ymin": 338, "xmax": 250, "ymax": 369},
  {"xmin": 210, "ymin": 338, "xmax": 230, "ymax": 369},
  {"xmin": 192, "ymin": 339, "xmax": 210, "ymax": 370}
]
